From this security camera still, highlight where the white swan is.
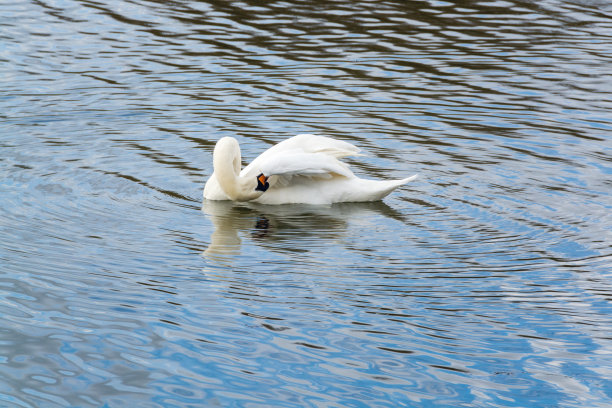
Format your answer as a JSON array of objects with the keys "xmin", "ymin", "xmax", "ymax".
[{"xmin": 203, "ymin": 134, "xmax": 417, "ymax": 205}]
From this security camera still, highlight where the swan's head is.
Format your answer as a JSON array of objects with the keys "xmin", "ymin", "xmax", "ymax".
[
  {"xmin": 213, "ymin": 137, "xmax": 269, "ymax": 201},
  {"xmin": 255, "ymin": 173, "xmax": 269, "ymax": 192}
]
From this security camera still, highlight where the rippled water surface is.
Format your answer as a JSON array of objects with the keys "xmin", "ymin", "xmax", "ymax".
[{"xmin": 2, "ymin": 0, "xmax": 612, "ymax": 406}]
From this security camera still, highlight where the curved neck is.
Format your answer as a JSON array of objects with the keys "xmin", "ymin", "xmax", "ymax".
[{"xmin": 213, "ymin": 137, "xmax": 261, "ymax": 202}]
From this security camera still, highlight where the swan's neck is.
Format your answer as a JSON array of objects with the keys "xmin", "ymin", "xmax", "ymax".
[{"xmin": 213, "ymin": 137, "xmax": 262, "ymax": 202}]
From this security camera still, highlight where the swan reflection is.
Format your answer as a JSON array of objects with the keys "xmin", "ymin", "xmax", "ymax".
[{"xmin": 201, "ymin": 200, "xmax": 406, "ymax": 263}]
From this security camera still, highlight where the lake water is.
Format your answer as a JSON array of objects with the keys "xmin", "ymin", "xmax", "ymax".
[{"xmin": 2, "ymin": 0, "xmax": 612, "ymax": 407}]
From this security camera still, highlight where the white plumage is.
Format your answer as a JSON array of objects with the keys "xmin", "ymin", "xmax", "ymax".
[{"xmin": 203, "ymin": 134, "xmax": 417, "ymax": 205}]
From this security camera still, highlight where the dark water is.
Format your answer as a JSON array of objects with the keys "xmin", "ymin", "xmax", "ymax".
[{"xmin": 2, "ymin": 0, "xmax": 612, "ymax": 406}]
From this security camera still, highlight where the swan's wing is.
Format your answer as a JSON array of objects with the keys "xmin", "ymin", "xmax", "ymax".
[
  {"xmin": 242, "ymin": 151, "xmax": 355, "ymax": 182},
  {"xmin": 270, "ymin": 134, "xmax": 362, "ymax": 159},
  {"xmin": 250, "ymin": 134, "xmax": 361, "ymax": 166},
  {"xmin": 241, "ymin": 134, "xmax": 361, "ymax": 178}
]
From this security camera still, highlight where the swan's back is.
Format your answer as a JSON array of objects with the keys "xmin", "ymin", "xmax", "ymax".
[
  {"xmin": 205, "ymin": 134, "xmax": 418, "ymax": 205},
  {"xmin": 241, "ymin": 134, "xmax": 360, "ymax": 177}
]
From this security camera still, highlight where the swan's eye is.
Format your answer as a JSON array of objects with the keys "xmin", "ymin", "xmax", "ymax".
[{"xmin": 255, "ymin": 173, "xmax": 269, "ymax": 192}]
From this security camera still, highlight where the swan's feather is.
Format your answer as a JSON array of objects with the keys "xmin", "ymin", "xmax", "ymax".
[
  {"xmin": 241, "ymin": 134, "xmax": 360, "ymax": 177},
  {"xmin": 269, "ymin": 134, "xmax": 361, "ymax": 158},
  {"xmin": 245, "ymin": 151, "xmax": 354, "ymax": 180},
  {"xmin": 204, "ymin": 134, "xmax": 417, "ymax": 205}
]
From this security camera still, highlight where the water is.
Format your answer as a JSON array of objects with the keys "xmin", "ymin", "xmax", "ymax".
[{"xmin": 2, "ymin": 0, "xmax": 612, "ymax": 406}]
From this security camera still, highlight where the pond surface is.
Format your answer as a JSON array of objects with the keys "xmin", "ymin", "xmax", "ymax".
[{"xmin": 2, "ymin": 0, "xmax": 612, "ymax": 407}]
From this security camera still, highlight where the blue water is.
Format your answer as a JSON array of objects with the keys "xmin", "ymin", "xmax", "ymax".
[{"xmin": 2, "ymin": 0, "xmax": 612, "ymax": 407}]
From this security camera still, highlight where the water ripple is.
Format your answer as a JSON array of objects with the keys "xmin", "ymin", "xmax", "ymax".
[{"xmin": 2, "ymin": 0, "xmax": 612, "ymax": 407}]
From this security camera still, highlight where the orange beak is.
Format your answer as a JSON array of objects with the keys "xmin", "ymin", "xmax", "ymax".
[{"xmin": 256, "ymin": 173, "xmax": 270, "ymax": 192}]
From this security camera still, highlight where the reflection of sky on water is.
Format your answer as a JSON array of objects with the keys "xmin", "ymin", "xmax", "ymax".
[{"xmin": 1, "ymin": 0, "xmax": 612, "ymax": 406}]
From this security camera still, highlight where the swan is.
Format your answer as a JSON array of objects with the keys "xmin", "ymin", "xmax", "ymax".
[{"xmin": 203, "ymin": 134, "xmax": 417, "ymax": 205}]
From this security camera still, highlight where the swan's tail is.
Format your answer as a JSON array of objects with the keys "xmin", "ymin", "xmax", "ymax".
[
  {"xmin": 384, "ymin": 174, "xmax": 418, "ymax": 195},
  {"xmin": 356, "ymin": 174, "xmax": 418, "ymax": 202},
  {"xmin": 400, "ymin": 174, "xmax": 418, "ymax": 184},
  {"xmin": 383, "ymin": 174, "xmax": 419, "ymax": 190}
]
